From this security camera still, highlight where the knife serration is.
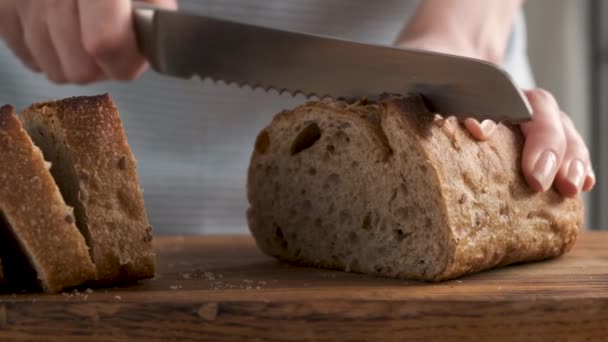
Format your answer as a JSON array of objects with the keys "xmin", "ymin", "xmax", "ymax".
[{"xmin": 134, "ymin": 7, "xmax": 532, "ymax": 122}]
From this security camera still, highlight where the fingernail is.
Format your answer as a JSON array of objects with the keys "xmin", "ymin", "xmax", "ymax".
[
  {"xmin": 585, "ymin": 168, "xmax": 596, "ymax": 190},
  {"xmin": 532, "ymin": 151, "xmax": 557, "ymax": 191},
  {"xmin": 480, "ymin": 120, "xmax": 497, "ymax": 136},
  {"xmin": 567, "ymin": 160, "xmax": 585, "ymax": 192}
]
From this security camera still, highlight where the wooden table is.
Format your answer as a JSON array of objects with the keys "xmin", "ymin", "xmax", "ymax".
[{"xmin": 0, "ymin": 233, "xmax": 607, "ymax": 341}]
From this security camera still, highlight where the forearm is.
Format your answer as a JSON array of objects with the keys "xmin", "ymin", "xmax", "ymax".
[{"xmin": 395, "ymin": 0, "xmax": 523, "ymax": 63}]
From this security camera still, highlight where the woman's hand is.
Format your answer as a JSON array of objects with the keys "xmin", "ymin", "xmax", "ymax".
[
  {"xmin": 397, "ymin": 0, "xmax": 595, "ymax": 197},
  {"xmin": 0, "ymin": 0, "xmax": 177, "ymax": 84},
  {"xmin": 465, "ymin": 89, "xmax": 595, "ymax": 197}
]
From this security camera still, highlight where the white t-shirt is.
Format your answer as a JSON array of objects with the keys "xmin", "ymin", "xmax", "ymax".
[{"xmin": 0, "ymin": 0, "xmax": 534, "ymax": 234}]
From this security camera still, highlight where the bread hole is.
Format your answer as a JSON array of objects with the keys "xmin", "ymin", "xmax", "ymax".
[
  {"xmin": 300, "ymin": 188, "xmax": 306, "ymax": 195},
  {"xmin": 374, "ymin": 265, "xmax": 384, "ymax": 273},
  {"xmin": 419, "ymin": 259, "xmax": 425, "ymax": 265},
  {"xmin": 361, "ymin": 213, "xmax": 371, "ymax": 231},
  {"xmin": 0, "ymin": 210, "xmax": 39, "ymax": 290},
  {"xmin": 395, "ymin": 207, "xmax": 411, "ymax": 220},
  {"xmin": 314, "ymin": 218, "xmax": 322, "ymax": 228},
  {"xmin": 327, "ymin": 203, "xmax": 335, "ymax": 215},
  {"xmin": 326, "ymin": 144, "xmax": 336, "ymax": 154},
  {"xmin": 327, "ymin": 173, "xmax": 340, "ymax": 186},
  {"xmin": 339, "ymin": 210, "xmax": 351, "ymax": 224},
  {"xmin": 254, "ymin": 130, "xmax": 270, "ymax": 154},
  {"xmin": 351, "ymin": 161, "xmax": 359, "ymax": 168},
  {"xmin": 274, "ymin": 225, "xmax": 284, "ymax": 239},
  {"xmin": 500, "ymin": 205, "xmax": 509, "ymax": 216},
  {"xmin": 117, "ymin": 156, "xmax": 127, "ymax": 170},
  {"xmin": 274, "ymin": 224, "xmax": 288, "ymax": 249},
  {"xmin": 334, "ymin": 130, "xmax": 350, "ymax": 143},
  {"xmin": 308, "ymin": 167, "xmax": 317, "ymax": 175},
  {"xmin": 302, "ymin": 200, "xmax": 312, "ymax": 213},
  {"xmin": 475, "ymin": 212, "xmax": 483, "ymax": 226},
  {"xmin": 458, "ymin": 194, "xmax": 467, "ymax": 204},
  {"xmin": 291, "ymin": 122, "xmax": 321, "ymax": 155},
  {"xmin": 393, "ymin": 229, "xmax": 412, "ymax": 242},
  {"xmin": 424, "ymin": 218, "xmax": 432, "ymax": 229},
  {"xmin": 400, "ymin": 183, "xmax": 409, "ymax": 197},
  {"xmin": 348, "ymin": 231, "xmax": 358, "ymax": 244}
]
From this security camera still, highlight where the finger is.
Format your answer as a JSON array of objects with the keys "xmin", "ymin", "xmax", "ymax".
[
  {"xmin": 553, "ymin": 112, "xmax": 592, "ymax": 197},
  {"xmin": 18, "ymin": 3, "xmax": 66, "ymax": 83},
  {"xmin": 463, "ymin": 118, "xmax": 497, "ymax": 140},
  {"xmin": 0, "ymin": 6, "xmax": 40, "ymax": 72},
  {"xmin": 79, "ymin": 0, "xmax": 147, "ymax": 80},
  {"xmin": 583, "ymin": 166, "xmax": 596, "ymax": 192},
  {"xmin": 46, "ymin": 0, "xmax": 104, "ymax": 84},
  {"xmin": 520, "ymin": 89, "xmax": 567, "ymax": 192}
]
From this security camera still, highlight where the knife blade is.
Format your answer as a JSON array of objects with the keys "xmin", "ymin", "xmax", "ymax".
[{"xmin": 133, "ymin": 7, "xmax": 532, "ymax": 122}]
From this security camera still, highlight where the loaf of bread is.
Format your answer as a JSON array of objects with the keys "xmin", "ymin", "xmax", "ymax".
[
  {"xmin": 0, "ymin": 105, "xmax": 96, "ymax": 292},
  {"xmin": 20, "ymin": 95, "xmax": 155, "ymax": 283},
  {"xmin": 247, "ymin": 95, "xmax": 583, "ymax": 281}
]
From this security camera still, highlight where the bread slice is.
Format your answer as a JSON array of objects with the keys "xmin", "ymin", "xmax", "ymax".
[
  {"xmin": 246, "ymin": 95, "xmax": 583, "ymax": 281},
  {"xmin": 0, "ymin": 105, "xmax": 96, "ymax": 292},
  {"xmin": 20, "ymin": 95, "xmax": 155, "ymax": 283}
]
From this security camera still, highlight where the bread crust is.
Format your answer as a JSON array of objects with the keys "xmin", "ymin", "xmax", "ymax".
[
  {"xmin": 20, "ymin": 95, "xmax": 155, "ymax": 283},
  {"xmin": 0, "ymin": 105, "xmax": 96, "ymax": 292},
  {"xmin": 247, "ymin": 95, "xmax": 582, "ymax": 281}
]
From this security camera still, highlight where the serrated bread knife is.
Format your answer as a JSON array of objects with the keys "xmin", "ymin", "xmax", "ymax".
[{"xmin": 133, "ymin": 6, "xmax": 532, "ymax": 122}]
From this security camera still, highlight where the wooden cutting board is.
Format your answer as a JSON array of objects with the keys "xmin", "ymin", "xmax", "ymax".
[{"xmin": 0, "ymin": 232, "xmax": 607, "ymax": 341}]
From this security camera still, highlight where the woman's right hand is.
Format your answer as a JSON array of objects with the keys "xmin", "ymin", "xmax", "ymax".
[{"xmin": 0, "ymin": 0, "xmax": 177, "ymax": 84}]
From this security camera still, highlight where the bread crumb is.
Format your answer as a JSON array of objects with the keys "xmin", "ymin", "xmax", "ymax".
[
  {"xmin": 169, "ymin": 285, "xmax": 182, "ymax": 290},
  {"xmin": 114, "ymin": 295, "xmax": 122, "ymax": 300},
  {"xmin": 83, "ymin": 295, "xmax": 88, "ymax": 301},
  {"xmin": 181, "ymin": 273, "xmax": 191, "ymax": 279},
  {"xmin": 203, "ymin": 272, "xmax": 215, "ymax": 281},
  {"xmin": 85, "ymin": 288, "xmax": 93, "ymax": 294},
  {"xmin": 198, "ymin": 303, "xmax": 219, "ymax": 321}
]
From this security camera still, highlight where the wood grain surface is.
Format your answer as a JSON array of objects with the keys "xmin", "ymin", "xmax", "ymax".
[{"xmin": 0, "ymin": 232, "xmax": 607, "ymax": 341}]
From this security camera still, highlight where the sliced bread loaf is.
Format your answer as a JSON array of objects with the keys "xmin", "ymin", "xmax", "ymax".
[
  {"xmin": 246, "ymin": 95, "xmax": 583, "ymax": 281},
  {"xmin": 20, "ymin": 95, "xmax": 155, "ymax": 283},
  {"xmin": 0, "ymin": 105, "xmax": 96, "ymax": 292}
]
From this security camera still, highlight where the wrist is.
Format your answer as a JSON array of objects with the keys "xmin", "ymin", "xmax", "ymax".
[{"xmin": 396, "ymin": 31, "xmax": 504, "ymax": 64}]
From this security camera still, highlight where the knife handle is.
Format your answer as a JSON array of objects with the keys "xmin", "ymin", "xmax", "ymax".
[{"xmin": 132, "ymin": 3, "xmax": 161, "ymax": 70}]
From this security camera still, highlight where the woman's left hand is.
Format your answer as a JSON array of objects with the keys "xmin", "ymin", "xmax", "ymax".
[{"xmin": 465, "ymin": 88, "xmax": 595, "ymax": 197}]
